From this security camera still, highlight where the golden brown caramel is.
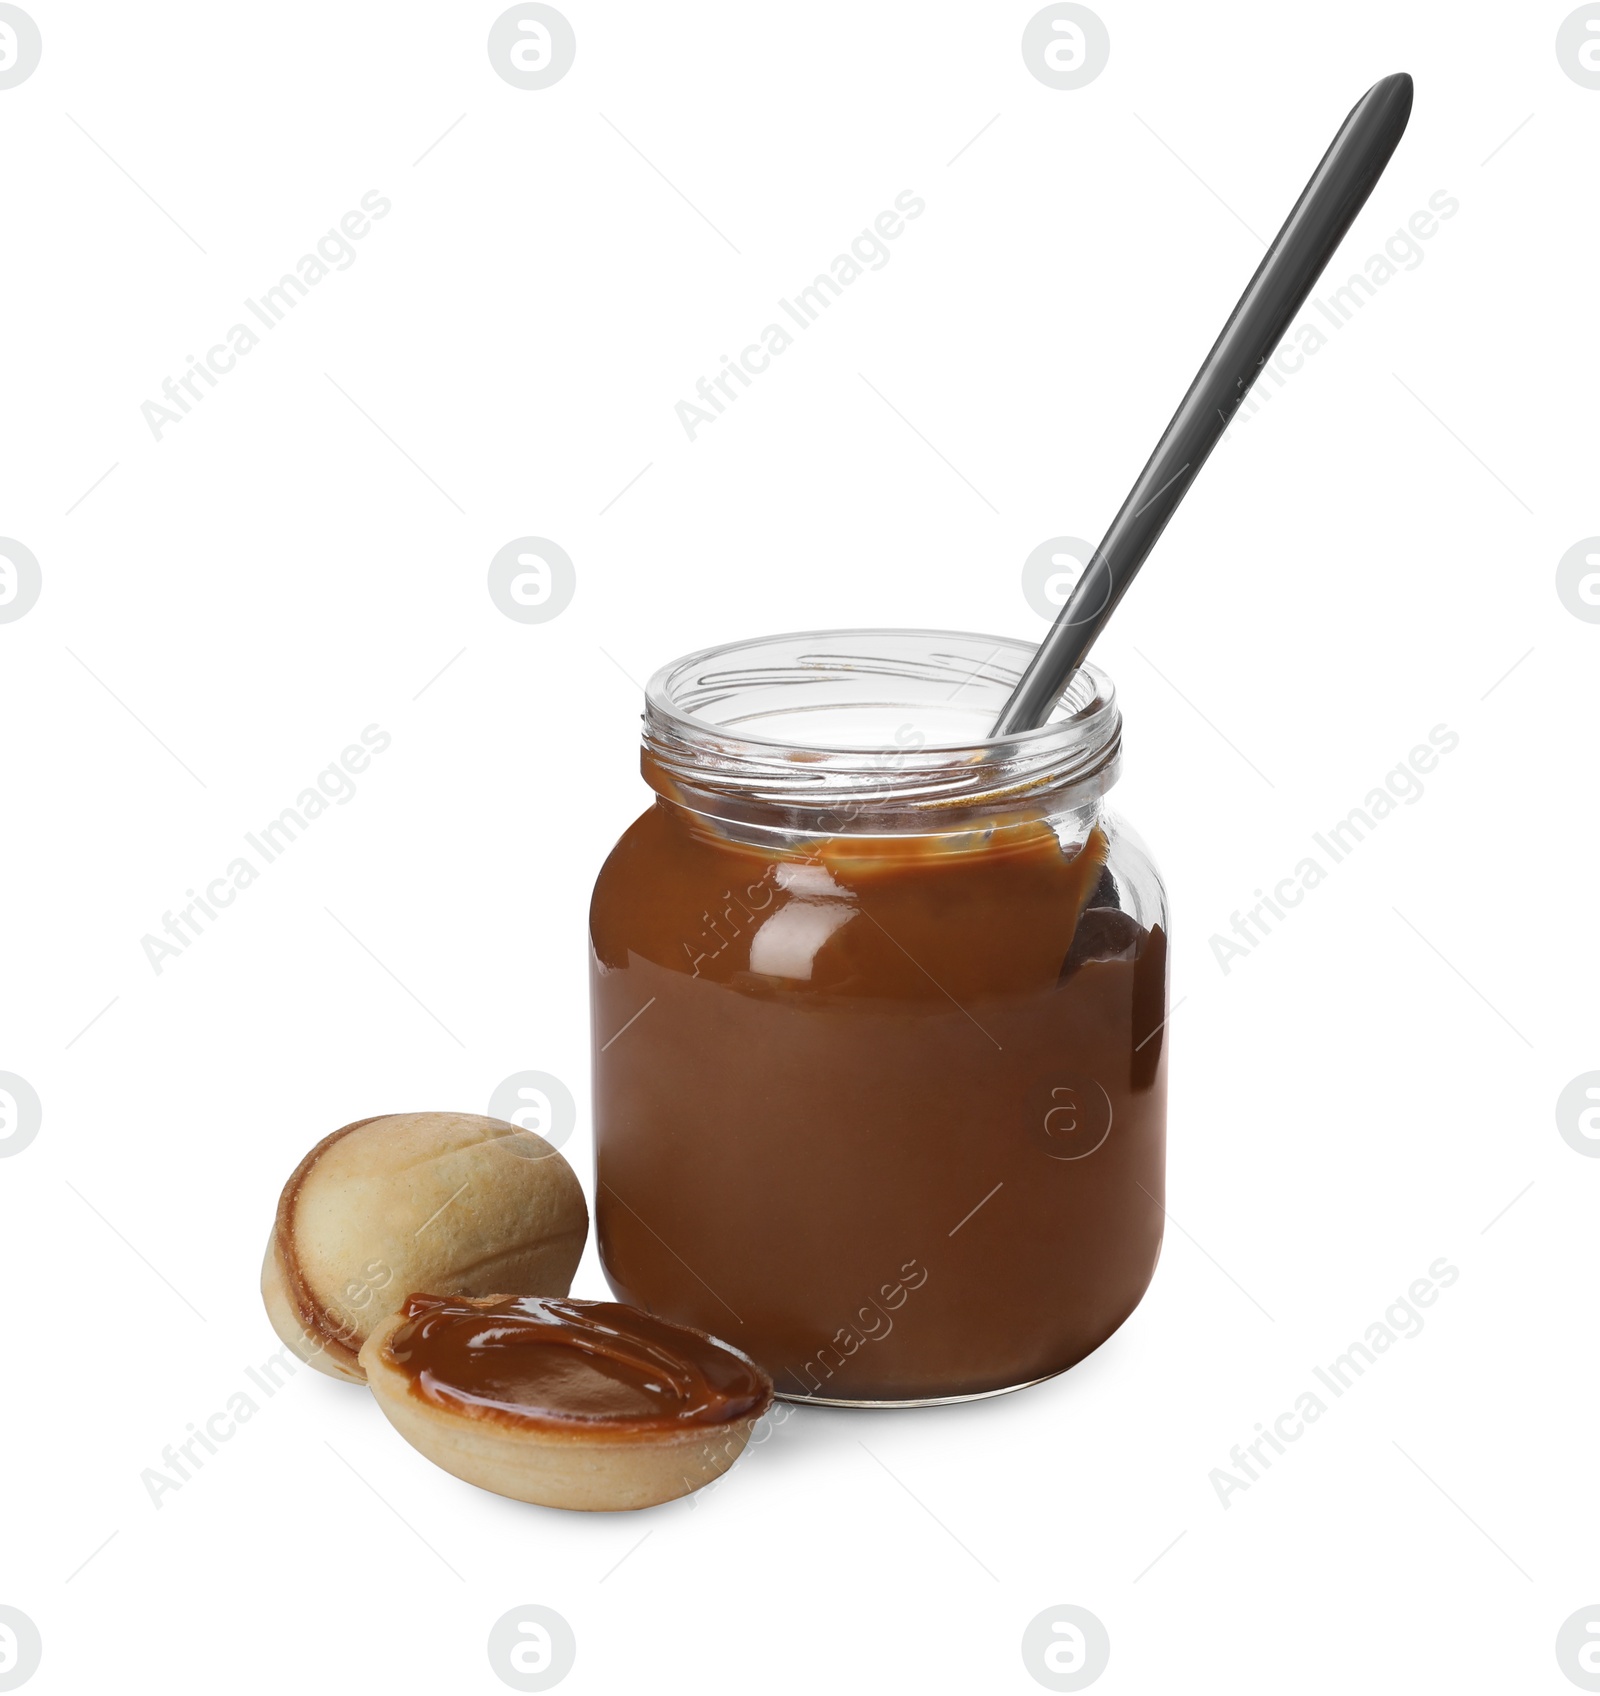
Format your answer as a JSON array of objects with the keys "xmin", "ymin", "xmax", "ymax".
[
  {"xmin": 381, "ymin": 1293, "xmax": 772, "ymax": 1433},
  {"xmin": 591, "ymin": 800, "xmax": 1168, "ymax": 1403}
]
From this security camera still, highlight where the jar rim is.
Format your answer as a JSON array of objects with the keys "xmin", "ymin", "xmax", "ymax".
[
  {"xmin": 641, "ymin": 628, "xmax": 1121, "ymax": 829},
  {"xmin": 646, "ymin": 625, "xmax": 1112, "ymax": 755}
]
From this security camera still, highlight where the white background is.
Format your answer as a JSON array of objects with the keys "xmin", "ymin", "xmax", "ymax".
[{"xmin": 3, "ymin": 2, "xmax": 1597, "ymax": 1692}]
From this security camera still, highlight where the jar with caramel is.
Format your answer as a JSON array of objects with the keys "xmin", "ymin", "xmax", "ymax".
[{"xmin": 589, "ymin": 630, "xmax": 1168, "ymax": 1406}]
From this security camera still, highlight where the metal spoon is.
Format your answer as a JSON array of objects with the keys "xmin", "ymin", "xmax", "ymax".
[{"xmin": 991, "ymin": 72, "xmax": 1414, "ymax": 736}]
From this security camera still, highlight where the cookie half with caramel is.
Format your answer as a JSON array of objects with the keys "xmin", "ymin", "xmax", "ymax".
[
  {"xmin": 360, "ymin": 1294, "xmax": 773, "ymax": 1511},
  {"xmin": 262, "ymin": 1111, "xmax": 587, "ymax": 1382}
]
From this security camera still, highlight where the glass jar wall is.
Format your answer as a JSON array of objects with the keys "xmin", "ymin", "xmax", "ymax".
[{"xmin": 590, "ymin": 631, "xmax": 1168, "ymax": 1405}]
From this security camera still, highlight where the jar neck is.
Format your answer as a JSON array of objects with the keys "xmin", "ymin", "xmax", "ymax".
[{"xmin": 640, "ymin": 630, "xmax": 1122, "ymax": 839}]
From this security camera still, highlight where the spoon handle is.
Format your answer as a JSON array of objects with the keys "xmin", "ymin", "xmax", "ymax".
[{"xmin": 991, "ymin": 72, "xmax": 1413, "ymax": 737}]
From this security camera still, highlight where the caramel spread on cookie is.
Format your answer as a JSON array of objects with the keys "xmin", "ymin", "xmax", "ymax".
[{"xmin": 383, "ymin": 1294, "xmax": 770, "ymax": 1432}]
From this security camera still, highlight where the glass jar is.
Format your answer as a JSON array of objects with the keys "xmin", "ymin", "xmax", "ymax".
[{"xmin": 589, "ymin": 630, "xmax": 1168, "ymax": 1406}]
